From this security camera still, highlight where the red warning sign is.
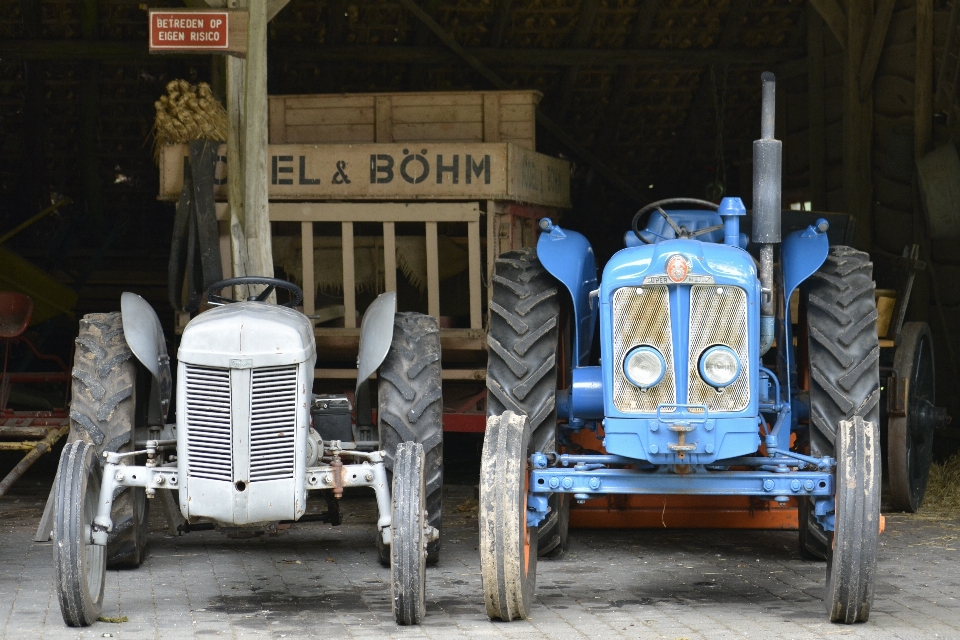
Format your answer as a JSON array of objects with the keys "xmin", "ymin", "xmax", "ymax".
[{"xmin": 149, "ymin": 11, "xmax": 229, "ymax": 50}]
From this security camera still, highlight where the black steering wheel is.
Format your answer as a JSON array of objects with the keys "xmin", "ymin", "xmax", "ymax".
[
  {"xmin": 204, "ymin": 276, "xmax": 304, "ymax": 308},
  {"xmin": 631, "ymin": 197, "xmax": 722, "ymax": 244}
]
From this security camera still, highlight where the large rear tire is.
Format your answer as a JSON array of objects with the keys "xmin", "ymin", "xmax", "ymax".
[
  {"xmin": 391, "ymin": 442, "xmax": 427, "ymax": 625},
  {"xmin": 826, "ymin": 416, "xmax": 881, "ymax": 623},
  {"xmin": 480, "ymin": 411, "xmax": 538, "ymax": 621},
  {"xmin": 801, "ymin": 246, "xmax": 880, "ymax": 562},
  {"xmin": 54, "ymin": 440, "xmax": 106, "ymax": 627},
  {"xmin": 486, "ymin": 248, "xmax": 566, "ymax": 557},
  {"xmin": 378, "ymin": 312, "xmax": 443, "ymax": 565},
  {"xmin": 70, "ymin": 312, "xmax": 149, "ymax": 568}
]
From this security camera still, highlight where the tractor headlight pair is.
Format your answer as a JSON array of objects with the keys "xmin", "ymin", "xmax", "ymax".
[{"xmin": 623, "ymin": 345, "xmax": 740, "ymax": 390}]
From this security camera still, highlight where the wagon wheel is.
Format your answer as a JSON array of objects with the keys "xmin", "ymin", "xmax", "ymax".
[
  {"xmin": 479, "ymin": 411, "xmax": 538, "ymax": 621},
  {"xmin": 54, "ymin": 441, "xmax": 106, "ymax": 627},
  {"xmin": 391, "ymin": 441, "xmax": 427, "ymax": 625},
  {"xmin": 887, "ymin": 322, "xmax": 948, "ymax": 512}
]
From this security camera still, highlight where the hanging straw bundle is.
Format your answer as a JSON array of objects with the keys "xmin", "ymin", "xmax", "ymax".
[{"xmin": 151, "ymin": 79, "xmax": 227, "ymax": 162}]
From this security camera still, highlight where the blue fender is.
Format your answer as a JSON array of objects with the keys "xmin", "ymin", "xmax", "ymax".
[
  {"xmin": 781, "ymin": 219, "xmax": 830, "ymax": 324},
  {"xmin": 536, "ymin": 220, "xmax": 599, "ymax": 366}
]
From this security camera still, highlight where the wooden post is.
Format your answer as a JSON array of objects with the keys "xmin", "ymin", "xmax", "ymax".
[
  {"xmin": 844, "ymin": 0, "xmax": 873, "ymax": 249},
  {"xmin": 301, "ymin": 221, "xmax": 314, "ymax": 315},
  {"xmin": 425, "ymin": 222, "xmax": 440, "ymax": 319},
  {"xmin": 468, "ymin": 219, "xmax": 482, "ymax": 329},
  {"xmin": 383, "ymin": 222, "xmax": 397, "ymax": 292},
  {"xmin": 342, "ymin": 222, "xmax": 356, "ymax": 328},
  {"xmin": 226, "ymin": 49, "xmax": 250, "ymax": 299},
  {"xmin": 243, "ymin": 0, "xmax": 274, "ymax": 299},
  {"xmin": 808, "ymin": 3, "xmax": 826, "ymax": 211}
]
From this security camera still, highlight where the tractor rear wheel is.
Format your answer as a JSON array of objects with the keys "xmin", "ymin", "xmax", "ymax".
[
  {"xmin": 378, "ymin": 312, "xmax": 443, "ymax": 566},
  {"xmin": 486, "ymin": 248, "xmax": 566, "ymax": 557},
  {"xmin": 800, "ymin": 246, "xmax": 879, "ymax": 562},
  {"xmin": 54, "ymin": 440, "xmax": 106, "ymax": 627},
  {"xmin": 480, "ymin": 411, "xmax": 538, "ymax": 621},
  {"xmin": 826, "ymin": 416, "xmax": 881, "ymax": 623},
  {"xmin": 391, "ymin": 441, "xmax": 427, "ymax": 625},
  {"xmin": 69, "ymin": 312, "xmax": 149, "ymax": 568}
]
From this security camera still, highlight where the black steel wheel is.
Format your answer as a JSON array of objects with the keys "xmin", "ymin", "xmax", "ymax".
[
  {"xmin": 826, "ymin": 416, "xmax": 881, "ymax": 623},
  {"xmin": 391, "ymin": 441, "xmax": 427, "ymax": 626},
  {"xmin": 486, "ymin": 247, "xmax": 566, "ymax": 557},
  {"xmin": 54, "ymin": 440, "xmax": 106, "ymax": 627},
  {"xmin": 70, "ymin": 312, "xmax": 149, "ymax": 568},
  {"xmin": 800, "ymin": 246, "xmax": 880, "ymax": 561},
  {"xmin": 377, "ymin": 312, "xmax": 443, "ymax": 566},
  {"xmin": 480, "ymin": 411, "xmax": 538, "ymax": 621},
  {"xmin": 888, "ymin": 322, "xmax": 939, "ymax": 512}
]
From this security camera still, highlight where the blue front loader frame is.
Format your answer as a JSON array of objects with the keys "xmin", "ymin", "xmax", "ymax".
[{"xmin": 525, "ymin": 197, "xmax": 839, "ymax": 533}]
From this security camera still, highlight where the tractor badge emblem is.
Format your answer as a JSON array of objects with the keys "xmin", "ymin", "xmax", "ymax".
[{"xmin": 666, "ymin": 255, "xmax": 689, "ymax": 283}]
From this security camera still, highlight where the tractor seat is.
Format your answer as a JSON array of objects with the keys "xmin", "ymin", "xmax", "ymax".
[
  {"xmin": 624, "ymin": 209, "xmax": 748, "ymax": 249},
  {"xmin": 0, "ymin": 292, "xmax": 33, "ymax": 338}
]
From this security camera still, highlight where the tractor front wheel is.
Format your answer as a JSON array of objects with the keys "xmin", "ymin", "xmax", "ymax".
[
  {"xmin": 826, "ymin": 416, "xmax": 881, "ymax": 623},
  {"xmin": 480, "ymin": 411, "xmax": 538, "ymax": 621},
  {"xmin": 390, "ymin": 441, "xmax": 427, "ymax": 625}
]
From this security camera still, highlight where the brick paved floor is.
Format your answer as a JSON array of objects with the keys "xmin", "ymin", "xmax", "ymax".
[{"xmin": 1, "ymin": 454, "xmax": 959, "ymax": 639}]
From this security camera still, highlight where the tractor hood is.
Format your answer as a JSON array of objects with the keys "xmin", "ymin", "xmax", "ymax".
[{"xmin": 178, "ymin": 302, "xmax": 316, "ymax": 368}]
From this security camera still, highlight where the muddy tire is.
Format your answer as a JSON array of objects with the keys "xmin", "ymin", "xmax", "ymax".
[
  {"xmin": 801, "ymin": 246, "xmax": 879, "ymax": 561},
  {"xmin": 826, "ymin": 416, "xmax": 880, "ymax": 623},
  {"xmin": 378, "ymin": 312, "xmax": 443, "ymax": 565},
  {"xmin": 54, "ymin": 441, "xmax": 106, "ymax": 627},
  {"xmin": 480, "ymin": 411, "xmax": 538, "ymax": 621},
  {"xmin": 486, "ymin": 248, "xmax": 565, "ymax": 557},
  {"xmin": 391, "ymin": 442, "xmax": 427, "ymax": 625}
]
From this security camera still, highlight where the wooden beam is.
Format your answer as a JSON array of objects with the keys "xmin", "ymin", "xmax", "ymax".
[
  {"xmin": 226, "ymin": 51, "xmax": 250, "ymax": 300},
  {"xmin": 425, "ymin": 221, "xmax": 440, "ymax": 318},
  {"xmin": 396, "ymin": 0, "xmax": 647, "ymax": 204},
  {"xmin": 858, "ymin": 0, "xmax": 896, "ymax": 102},
  {"xmin": 0, "ymin": 41, "xmax": 802, "ymax": 65},
  {"xmin": 383, "ymin": 222, "xmax": 397, "ymax": 293},
  {"xmin": 844, "ymin": 0, "xmax": 873, "ymax": 249},
  {"xmin": 467, "ymin": 219, "xmax": 482, "ymax": 329},
  {"xmin": 342, "ymin": 222, "xmax": 356, "ymax": 328},
  {"xmin": 301, "ymin": 222, "xmax": 315, "ymax": 315},
  {"xmin": 808, "ymin": 3, "xmax": 827, "ymax": 211},
  {"xmin": 915, "ymin": 0, "xmax": 933, "ymax": 160},
  {"xmin": 808, "ymin": 0, "xmax": 847, "ymax": 50}
]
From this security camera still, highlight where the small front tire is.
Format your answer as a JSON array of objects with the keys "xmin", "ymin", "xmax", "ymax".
[
  {"xmin": 53, "ymin": 440, "xmax": 106, "ymax": 627},
  {"xmin": 391, "ymin": 441, "xmax": 427, "ymax": 626}
]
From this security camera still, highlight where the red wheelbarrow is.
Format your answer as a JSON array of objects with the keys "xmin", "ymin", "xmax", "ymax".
[{"xmin": 0, "ymin": 292, "xmax": 71, "ymax": 497}]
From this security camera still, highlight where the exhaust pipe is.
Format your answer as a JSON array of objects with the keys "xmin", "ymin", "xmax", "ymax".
[{"xmin": 753, "ymin": 72, "xmax": 781, "ymax": 357}]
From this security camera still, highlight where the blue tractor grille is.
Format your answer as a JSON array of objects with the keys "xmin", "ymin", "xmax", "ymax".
[
  {"xmin": 688, "ymin": 285, "xmax": 750, "ymax": 411},
  {"xmin": 612, "ymin": 285, "xmax": 676, "ymax": 412}
]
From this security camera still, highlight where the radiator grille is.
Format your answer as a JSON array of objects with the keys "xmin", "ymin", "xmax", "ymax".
[
  {"xmin": 249, "ymin": 366, "xmax": 299, "ymax": 482},
  {"xmin": 612, "ymin": 286, "xmax": 676, "ymax": 412},
  {"xmin": 184, "ymin": 365, "xmax": 233, "ymax": 481},
  {"xmin": 688, "ymin": 285, "xmax": 750, "ymax": 411}
]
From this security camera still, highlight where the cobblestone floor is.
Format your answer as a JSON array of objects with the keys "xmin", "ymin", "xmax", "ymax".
[{"xmin": 1, "ymin": 454, "xmax": 959, "ymax": 639}]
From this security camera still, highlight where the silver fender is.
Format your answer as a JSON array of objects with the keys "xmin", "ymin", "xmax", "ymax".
[
  {"xmin": 356, "ymin": 291, "xmax": 396, "ymax": 396},
  {"xmin": 120, "ymin": 292, "xmax": 172, "ymax": 424}
]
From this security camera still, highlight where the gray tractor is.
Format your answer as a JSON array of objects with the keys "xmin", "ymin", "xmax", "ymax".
[{"xmin": 51, "ymin": 277, "xmax": 442, "ymax": 626}]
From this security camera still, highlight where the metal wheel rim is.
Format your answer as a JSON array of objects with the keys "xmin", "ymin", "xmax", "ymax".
[{"xmin": 83, "ymin": 465, "xmax": 105, "ymax": 599}]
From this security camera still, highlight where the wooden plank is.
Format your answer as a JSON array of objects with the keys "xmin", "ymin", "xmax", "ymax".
[
  {"xmin": 505, "ymin": 143, "xmax": 571, "ymax": 208},
  {"xmin": 301, "ymin": 221, "xmax": 314, "ymax": 315},
  {"xmin": 284, "ymin": 124, "xmax": 376, "ymax": 143},
  {"xmin": 390, "ymin": 122, "xmax": 484, "ymax": 141},
  {"xmin": 342, "ymin": 221, "xmax": 356, "ymax": 328},
  {"xmin": 282, "ymin": 95, "xmax": 374, "ymax": 109},
  {"xmin": 487, "ymin": 200, "xmax": 497, "ymax": 313},
  {"xmin": 268, "ymin": 94, "xmax": 285, "ymax": 143},
  {"xmin": 391, "ymin": 105, "xmax": 483, "ymax": 123},
  {"xmin": 389, "ymin": 93, "xmax": 485, "ymax": 107},
  {"xmin": 499, "ymin": 120, "xmax": 535, "ymax": 141},
  {"xmin": 284, "ymin": 106, "xmax": 375, "ymax": 126},
  {"xmin": 499, "ymin": 103, "xmax": 535, "ymax": 121},
  {"xmin": 858, "ymin": 0, "xmax": 896, "ymax": 102},
  {"xmin": 375, "ymin": 96, "xmax": 392, "ymax": 142},
  {"xmin": 468, "ymin": 219, "xmax": 482, "ymax": 329},
  {"xmin": 808, "ymin": 3, "xmax": 827, "ymax": 211},
  {"xmin": 808, "ymin": 0, "xmax": 847, "ymax": 50},
  {"xmin": 271, "ymin": 202, "xmax": 481, "ymax": 223},
  {"xmin": 219, "ymin": 220, "xmax": 232, "ymax": 279},
  {"xmin": 915, "ymin": 0, "xmax": 933, "ymax": 160},
  {"xmin": 425, "ymin": 221, "xmax": 440, "ymax": 319},
  {"xmin": 483, "ymin": 93, "xmax": 501, "ymax": 142},
  {"xmin": 383, "ymin": 221, "xmax": 397, "ymax": 292},
  {"xmin": 226, "ymin": 49, "xmax": 249, "ymax": 299}
]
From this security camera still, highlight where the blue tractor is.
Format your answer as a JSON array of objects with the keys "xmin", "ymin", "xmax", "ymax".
[{"xmin": 479, "ymin": 72, "xmax": 881, "ymax": 624}]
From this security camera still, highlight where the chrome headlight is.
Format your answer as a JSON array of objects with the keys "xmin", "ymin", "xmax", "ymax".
[
  {"xmin": 623, "ymin": 346, "xmax": 665, "ymax": 389},
  {"xmin": 699, "ymin": 345, "xmax": 740, "ymax": 388}
]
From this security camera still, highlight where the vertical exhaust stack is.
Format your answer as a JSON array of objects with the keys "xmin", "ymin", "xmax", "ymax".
[{"xmin": 753, "ymin": 71, "xmax": 781, "ymax": 357}]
